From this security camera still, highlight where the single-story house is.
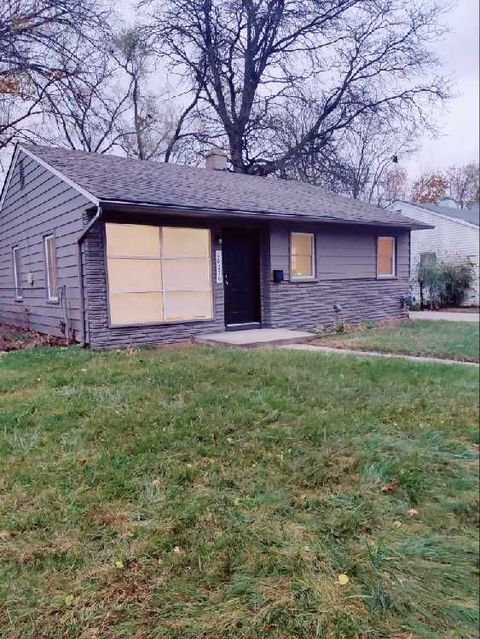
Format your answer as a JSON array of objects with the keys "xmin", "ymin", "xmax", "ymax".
[
  {"xmin": 390, "ymin": 199, "xmax": 479, "ymax": 306},
  {"xmin": 0, "ymin": 145, "xmax": 429, "ymax": 348}
]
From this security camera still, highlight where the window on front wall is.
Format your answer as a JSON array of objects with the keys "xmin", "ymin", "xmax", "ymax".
[
  {"xmin": 12, "ymin": 246, "xmax": 22, "ymax": 300},
  {"xmin": 105, "ymin": 223, "xmax": 213, "ymax": 326},
  {"xmin": 44, "ymin": 234, "xmax": 59, "ymax": 301},
  {"xmin": 377, "ymin": 236, "xmax": 396, "ymax": 277},
  {"xmin": 290, "ymin": 232, "xmax": 315, "ymax": 279}
]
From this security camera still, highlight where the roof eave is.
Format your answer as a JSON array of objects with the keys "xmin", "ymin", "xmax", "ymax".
[{"xmin": 99, "ymin": 199, "xmax": 427, "ymax": 230}]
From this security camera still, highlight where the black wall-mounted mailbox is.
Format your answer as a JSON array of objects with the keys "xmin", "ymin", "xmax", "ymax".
[{"xmin": 273, "ymin": 269, "xmax": 284, "ymax": 283}]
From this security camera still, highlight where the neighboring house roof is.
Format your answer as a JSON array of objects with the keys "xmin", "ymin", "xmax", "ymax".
[
  {"xmin": 14, "ymin": 144, "xmax": 428, "ymax": 229},
  {"xmin": 395, "ymin": 200, "xmax": 479, "ymax": 227}
]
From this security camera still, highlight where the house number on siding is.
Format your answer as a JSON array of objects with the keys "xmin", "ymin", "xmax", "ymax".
[{"xmin": 215, "ymin": 250, "xmax": 223, "ymax": 284}]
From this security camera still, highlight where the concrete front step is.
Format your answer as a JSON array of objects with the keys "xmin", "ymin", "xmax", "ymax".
[{"xmin": 195, "ymin": 328, "xmax": 315, "ymax": 348}]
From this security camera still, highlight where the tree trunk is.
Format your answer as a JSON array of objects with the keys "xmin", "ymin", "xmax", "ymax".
[{"xmin": 229, "ymin": 133, "xmax": 247, "ymax": 173}]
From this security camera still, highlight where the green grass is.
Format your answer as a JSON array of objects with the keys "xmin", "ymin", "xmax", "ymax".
[
  {"xmin": 0, "ymin": 345, "xmax": 478, "ymax": 638},
  {"xmin": 316, "ymin": 320, "xmax": 480, "ymax": 362}
]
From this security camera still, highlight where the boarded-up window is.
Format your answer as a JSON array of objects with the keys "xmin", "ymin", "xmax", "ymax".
[
  {"xmin": 44, "ymin": 235, "xmax": 59, "ymax": 301},
  {"xmin": 291, "ymin": 232, "xmax": 315, "ymax": 279},
  {"xmin": 105, "ymin": 224, "xmax": 212, "ymax": 326},
  {"xmin": 12, "ymin": 246, "xmax": 22, "ymax": 300},
  {"xmin": 377, "ymin": 237, "xmax": 396, "ymax": 277}
]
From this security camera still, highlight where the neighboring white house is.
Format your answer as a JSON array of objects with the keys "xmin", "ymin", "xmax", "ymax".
[{"xmin": 389, "ymin": 200, "xmax": 479, "ymax": 306}]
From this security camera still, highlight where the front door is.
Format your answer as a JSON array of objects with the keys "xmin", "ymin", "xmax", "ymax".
[{"xmin": 223, "ymin": 228, "xmax": 261, "ymax": 327}]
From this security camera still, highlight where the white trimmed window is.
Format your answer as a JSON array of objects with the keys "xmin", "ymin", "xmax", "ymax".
[
  {"xmin": 377, "ymin": 236, "xmax": 396, "ymax": 278},
  {"xmin": 44, "ymin": 234, "xmax": 59, "ymax": 301},
  {"xmin": 290, "ymin": 232, "xmax": 315, "ymax": 280},
  {"xmin": 12, "ymin": 246, "xmax": 22, "ymax": 300},
  {"xmin": 105, "ymin": 224, "xmax": 213, "ymax": 326}
]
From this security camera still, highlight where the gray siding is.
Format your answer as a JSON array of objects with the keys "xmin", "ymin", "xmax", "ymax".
[
  {"xmin": 0, "ymin": 151, "xmax": 90, "ymax": 338},
  {"xmin": 270, "ymin": 223, "xmax": 410, "ymax": 281},
  {"xmin": 264, "ymin": 223, "xmax": 410, "ymax": 329}
]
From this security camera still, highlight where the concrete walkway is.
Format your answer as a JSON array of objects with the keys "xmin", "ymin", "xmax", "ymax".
[
  {"xmin": 281, "ymin": 343, "xmax": 479, "ymax": 367},
  {"xmin": 409, "ymin": 311, "xmax": 479, "ymax": 322}
]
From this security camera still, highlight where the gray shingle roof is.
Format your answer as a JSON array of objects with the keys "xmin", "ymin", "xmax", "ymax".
[
  {"xmin": 23, "ymin": 144, "xmax": 426, "ymax": 228},
  {"xmin": 415, "ymin": 202, "xmax": 479, "ymax": 227}
]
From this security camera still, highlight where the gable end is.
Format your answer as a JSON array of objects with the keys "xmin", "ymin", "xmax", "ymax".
[{"xmin": 0, "ymin": 145, "xmax": 99, "ymax": 213}]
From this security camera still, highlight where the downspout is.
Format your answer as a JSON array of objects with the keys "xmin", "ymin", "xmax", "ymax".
[{"xmin": 77, "ymin": 206, "xmax": 103, "ymax": 346}]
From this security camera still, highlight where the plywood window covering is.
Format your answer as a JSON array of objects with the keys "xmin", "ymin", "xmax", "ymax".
[
  {"xmin": 44, "ymin": 234, "xmax": 59, "ymax": 301},
  {"xmin": 291, "ymin": 232, "xmax": 315, "ymax": 279},
  {"xmin": 12, "ymin": 246, "xmax": 22, "ymax": 300},
  {"xmin": 377, "ymin": 236, "xmax": 396, "ymax": 277},
  {"xmin": 105, "ymin": 223, "xmax": 213, "ymax": 326}
]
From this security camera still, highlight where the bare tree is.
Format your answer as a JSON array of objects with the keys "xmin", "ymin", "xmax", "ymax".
[
  {"xmin": 163, "ymin": 85, "xmax": 205, "ymax": 163},
  {"xmin": 37, "ymin": 54, "xmax": 133, "ymax": 154},
  {"xmin": 446, "ymin": 163, "xmax": 479, "ymax": 209},
  {"xmin": 280, "ymin": 112, "xmax": 413, "ymax": 205},
  {"xmin": 96, "ymin": 26, "xmax": 212, "ymax": 163},
  {"xmin": 377, "ymin": 166, "xmax": 408, "ymax": 207},
  {"xmin": 111, "ymin": 27, "xmax": 213, "ymax": 163},
  {"xmin": 109, "ymin": 28, "xmax": 161, "ymax": 160},
  {"xmin": 30, "ymin": 23, "xmax": 205, "ymax": 163},
  {"xmin": 143, "ymin": 0, "xmax": 449, "ymax": 175},
  {"xmin": 0, "ymin": 0, "xmax": 107, "ymax": 150}
]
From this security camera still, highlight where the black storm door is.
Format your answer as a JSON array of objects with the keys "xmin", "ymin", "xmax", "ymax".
[{"xmin": 223, "ymin": 228, "xmax": 261, "ymax": 326}]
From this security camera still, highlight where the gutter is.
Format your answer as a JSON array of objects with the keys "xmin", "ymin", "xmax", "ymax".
[
  {"xmin": 77, "ymin": 206, "xmax": 103, "ymax": 346},
  {"xmin": 99, "ymin": 199, "xmax": 432, "ymax": 231}
]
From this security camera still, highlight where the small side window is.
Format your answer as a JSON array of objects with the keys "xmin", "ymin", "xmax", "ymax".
[
  {"xmin": 44, "ymin": 234, "xmax": 59, "ymax": 302},
  {"xmin": 12, "ymin": 246, "xmax": 22, "ymax": 300},
  {"xmin": 377, "ymin": 236, "xmax": 396, "ymax": 278},
  {"xmin": 290, "ymin": 232, "xmax": 315, "ymax": 280}
]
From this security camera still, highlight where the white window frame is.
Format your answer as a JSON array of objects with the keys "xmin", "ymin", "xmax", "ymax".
[
  {"xmin": 377, "ymin": 236, "xmax": 396, "ymax": 279},
  {"xmin": 12, "ymin": 246, "xmax": 22, "ymax": 301},
  {"xmin": 44, "ymin": 234, "xmax": 59, "ymax": 302},
  {"xmin": 290, "ymin": 232, "xmax": 316, "ymax": 281}
]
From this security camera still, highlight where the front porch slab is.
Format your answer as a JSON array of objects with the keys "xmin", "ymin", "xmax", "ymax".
[{"xmin": 195, "ymin": 328, "xmax": 315, "ymax": 348}]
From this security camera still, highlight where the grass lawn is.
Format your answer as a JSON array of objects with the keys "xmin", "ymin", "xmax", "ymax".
[
  {"xmin": 315, "ymin": 320, "xmax": 480, "ymax": 362},
  {"xmin": 0, "ymin": 346, "xmax": 478, "ymax": 638}
]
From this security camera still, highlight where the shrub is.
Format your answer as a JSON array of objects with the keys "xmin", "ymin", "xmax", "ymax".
[
  {"xmin": 417, "ymin": 252, "xmax": 442, "ymax": 308},
  {"xmin": 416, "ymin": 254, "xmax": 474, "ymax": 308},
  {"xmin": 335, "ymin": 320, "xmax": 348, "ymax": 334},
  {"xmin": 438, "ymin": 262, "xmax": 475, "ymax": 307}
]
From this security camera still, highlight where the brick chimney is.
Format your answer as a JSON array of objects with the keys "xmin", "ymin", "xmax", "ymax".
[{"xmin": 205, "ymin": 147, "xmax": 228, "ymax": 171}]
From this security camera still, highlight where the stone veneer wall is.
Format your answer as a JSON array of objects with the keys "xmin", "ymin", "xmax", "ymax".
[{"xmin": 264, "ymin": 278, "xmax": 409, "ymax": 330}]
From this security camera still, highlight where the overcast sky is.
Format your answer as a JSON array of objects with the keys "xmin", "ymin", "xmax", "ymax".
[
  {"xmin": 405, "ymin": 0, "xmax": 479, "ymax": 173},
  {"xmin": 1, "ymin": 0, "xmax": 477, "ymax": 182},
  {"xmin": 124, "ymin": 0, "xmax": 479, "ymax": 176}
]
